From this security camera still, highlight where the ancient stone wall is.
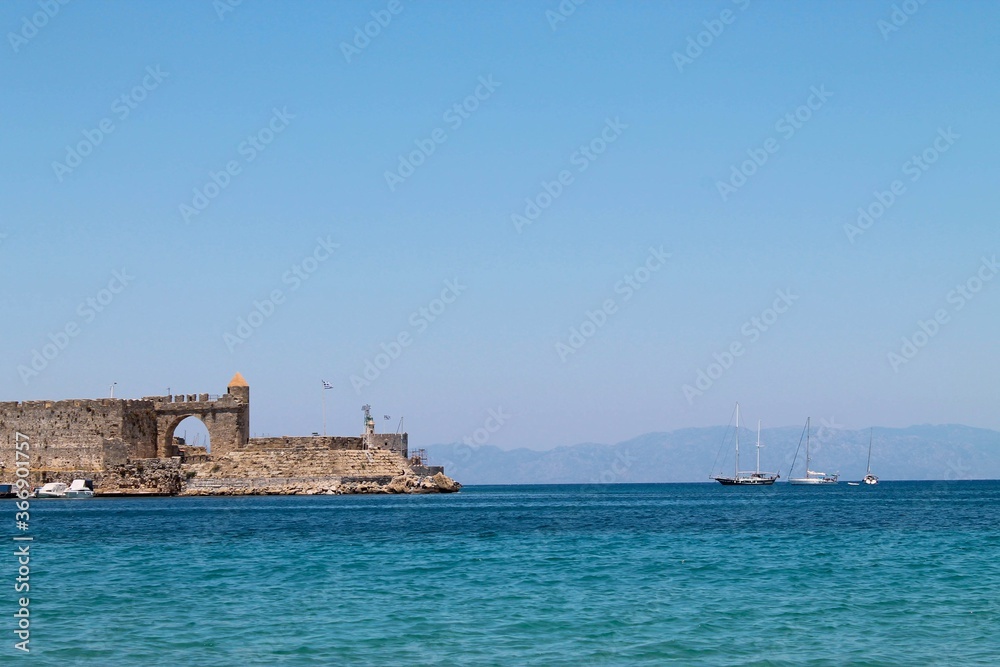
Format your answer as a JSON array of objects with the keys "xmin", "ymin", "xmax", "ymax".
[
  {"xmin": 184, "ymin": 447, "xmax": 411, "ymax": 479},
  {"xmin": 363, "ymin": 432, "xmax": 408, "ymax": 458},
  {"xmin": 246, "ymin": 436, "xmax": 365, "ymax": 451},
  {"xmin": 0, "ymin": 399, "xmax": 157, "ymax": 476}
]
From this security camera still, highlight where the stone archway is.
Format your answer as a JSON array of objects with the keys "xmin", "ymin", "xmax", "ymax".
[
  {"xmin": 164, "ymin": 415, "xmax": 211, "ymax": 451},
  {"xmin": 154, "ymin": 394, "xmax": 248, "ymax": 458}
]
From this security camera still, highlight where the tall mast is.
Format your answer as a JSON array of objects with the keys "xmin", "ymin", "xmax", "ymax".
[
  {"xmin": 756, "ymin": 420, "xmax": 761, "ymax": 475},
  {"xmin": 805, "ymin": 417, "xmax": 811, "ymax": 474},
  {"xmin": 734, "ymin": 403, "xmax": 740, "ymax": 477},
  {"xmin": 866, "ymin": 428, "xmax": 873, "ymax": 474}
]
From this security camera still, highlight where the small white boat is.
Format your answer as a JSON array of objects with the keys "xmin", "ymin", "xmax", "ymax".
[
  {"xmin": 862, "ymin": 428, "xmax": 879, "ymax": 485},
  {"xmin": 65, "ymin": 479, "xmax": 95, "ymax": 499},
  {"xmin": 788, "ymin": 417, "xmax": 838, "ymax": 485},
  {"xmin": 34, "ymin": 482, "xmax": 68, "ymax": 498},
  {"xmin": 34, "ymin": 479, "xmax": 94, "ymax": 499}
]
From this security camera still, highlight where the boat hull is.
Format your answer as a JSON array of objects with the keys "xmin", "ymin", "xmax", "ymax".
[
  {"xmin": 714, "ymin": 475, "xmax": 778, "ymax": 486},
  {"xmin": 788, "ymin": 477, "xmax": 838, "ymax": 485}
]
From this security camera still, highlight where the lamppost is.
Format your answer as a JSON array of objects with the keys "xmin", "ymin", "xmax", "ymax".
[{"xmin": 110, "ymin": 382, "xmax": 117, "ymax": 398}]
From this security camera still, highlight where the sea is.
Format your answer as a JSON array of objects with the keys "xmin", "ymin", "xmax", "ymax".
[{"xmin": 3, "ymin": 481, "xmax": 999, "ymax": 665}]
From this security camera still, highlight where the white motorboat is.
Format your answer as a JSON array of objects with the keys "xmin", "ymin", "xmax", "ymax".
[
  {"xmin": 34, "ymin": 482, "xmax": 69, "ymax": 498},
  {"xmin": 788, "ymin": 417, "xmax": 838, "ymax": 485},
  {"xmin": 65, "ymin": 479, "xmax": 95, "ymax": 498}
]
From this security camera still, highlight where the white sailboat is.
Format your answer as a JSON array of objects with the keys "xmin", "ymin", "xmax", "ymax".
[
  {"xmin": 788, "ymin": 417, "xmax": 838, "ymax": 485},
  {"xmin": 712, "ymin": 404, "xmax": 780, "ymax": 485},
  {"xmin": 862, "ymin": 428, "xmax": 879, "ymax": 485}
]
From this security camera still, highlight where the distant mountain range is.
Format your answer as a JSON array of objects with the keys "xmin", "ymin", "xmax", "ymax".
[{"xmin": 422, "ymin": 424, "xmax": 1000, "ymax": 485}]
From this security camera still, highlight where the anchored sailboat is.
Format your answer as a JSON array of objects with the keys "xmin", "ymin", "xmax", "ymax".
[
  {"xmin": 788, "ymin": 417, "xmax": 838, "ymax": 485},
  {"xmin": 712, "ymin": 403, "xmax": 780, "ymax": 485},
  {"xmin": 862, "ymin": 428, "xmax": 879, "ymax": 485}
]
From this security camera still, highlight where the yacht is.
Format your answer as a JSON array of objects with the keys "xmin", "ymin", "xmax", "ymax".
[
  {"xmin": 788, "ymin": 417, "xmax": 839, "ymax": 485},
  {"xmin": 862, "ymin": 428, "xmax": 879, "ymax": 485},
  {"xmin": 712, "ymin": 403, "xmax": 780, "ymax": 485}
]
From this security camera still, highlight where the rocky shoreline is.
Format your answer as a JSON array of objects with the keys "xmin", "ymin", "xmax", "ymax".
[
  {"xmin": 178, "ymin": 472, "xmax": 462, "ymax": 496},
  {"xmin": 41, "ymin": 461, "xmax": 462, "ymax": 498}
]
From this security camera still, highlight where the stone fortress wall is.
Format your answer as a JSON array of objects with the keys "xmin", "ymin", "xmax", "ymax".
[
  {"xmin": 0, "ymin": 398, "xmax": 157, "ymax": 476},
  {"xmin": 0, "ymin": 373, "xmax": 457, "ymax": 495}
]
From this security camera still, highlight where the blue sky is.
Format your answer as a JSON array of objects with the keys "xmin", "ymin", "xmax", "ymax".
[{"xmin": 2, "ymin": 0, "xmax": 998, "ymax": 450}]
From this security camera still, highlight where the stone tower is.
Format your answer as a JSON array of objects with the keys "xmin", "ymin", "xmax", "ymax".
[
  {"xmin": 226, "ymin": 372, "xmax": 250, "ymax": 452},
  {"xmin": 228, "ymin": 372, "xmax": 250, "ymax": 405}
]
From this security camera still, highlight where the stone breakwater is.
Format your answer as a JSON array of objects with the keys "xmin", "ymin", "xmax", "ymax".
[
  {"xmin": 179, "ymin": 472, "xmax": 461, "ymax": 496},
  {"xmin": 177, "ymin": 448, "xmax": 461, "ymax": 495},
  {"xmin": 25, "ymin": 450, "xmax": 461, "ymax": 497}
]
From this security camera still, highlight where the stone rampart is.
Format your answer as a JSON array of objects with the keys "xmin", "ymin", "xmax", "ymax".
[
  {"xmin": 183, "ymin": 447, "xmax": 411, "ymax": 479},
  {"xmin": 246, "ymin": 436, "xmax": 365, "ymax": 451},
  {"xmin": 0, "ymin": 399, "xmax": 157, "ymax": 475}
]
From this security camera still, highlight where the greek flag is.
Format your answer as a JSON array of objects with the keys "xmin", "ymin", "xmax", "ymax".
[
  {"xmin": 322, "ymin": 380, "xmax": 333, "ymax": 389},
  {"xmin": 384, "ymin": 415, "xmax": 391, "ymax": 420}
]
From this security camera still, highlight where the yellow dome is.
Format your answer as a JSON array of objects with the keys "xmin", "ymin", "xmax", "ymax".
[{"xmin": 227, "ymin": 372, "xmax": 249, "ymax": 388}]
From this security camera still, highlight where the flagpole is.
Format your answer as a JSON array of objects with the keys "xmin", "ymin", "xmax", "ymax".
[{"xmin": 322, "ymin": 383, "xmax": 327, "ymax": 436}]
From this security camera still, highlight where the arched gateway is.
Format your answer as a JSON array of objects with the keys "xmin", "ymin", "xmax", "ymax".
[{"xmin": 151, "ymin": 373, "xmax": 250, "ymax": 458}]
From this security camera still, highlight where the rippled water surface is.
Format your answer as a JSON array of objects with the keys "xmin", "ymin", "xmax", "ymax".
[{"xmin": 3, "ymin": 482, "xmax": 999, "ymax": 665}]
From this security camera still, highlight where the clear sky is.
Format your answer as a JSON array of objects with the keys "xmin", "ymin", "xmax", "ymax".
[{"xmin": 2, "ymin": 1, "xmax": 998, "ymax": 450}]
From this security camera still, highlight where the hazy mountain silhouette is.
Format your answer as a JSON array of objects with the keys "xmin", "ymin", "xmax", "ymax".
[{"xmin": 423, "ymin": 424, "xmax": 999, "ymax": 485}]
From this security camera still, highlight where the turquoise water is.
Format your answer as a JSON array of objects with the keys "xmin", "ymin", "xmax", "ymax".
[{"xmin": 3, "ymin": 482, "xmax": 999, "ymax": 665}]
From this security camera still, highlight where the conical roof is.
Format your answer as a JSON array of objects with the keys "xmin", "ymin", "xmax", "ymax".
[{"xmin": 228, "ymin": 372, "xmax": 249, "ymax": 388}]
